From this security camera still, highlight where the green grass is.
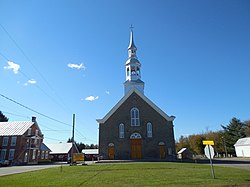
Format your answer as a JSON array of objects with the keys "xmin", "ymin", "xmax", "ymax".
[{"xmin": 0, "ymin": 162, "xmax": 250, "ymax": 187}]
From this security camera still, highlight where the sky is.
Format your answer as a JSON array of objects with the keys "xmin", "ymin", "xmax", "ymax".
[{"xmin": 0, "ymin": 0, "xmax": 250, "ymax": 145}]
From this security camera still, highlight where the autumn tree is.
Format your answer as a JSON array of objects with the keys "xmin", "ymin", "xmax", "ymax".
[
  {"xmin": 175, "ymin": 135, "xmax": 190, "ymax": 152},
  {"xmin": 189, "ymin": 134, "xmax": 205, "ymax": 155},
  {"xmin": 205, "ymin": 131, "xmax": 225, "ymax": 154}
]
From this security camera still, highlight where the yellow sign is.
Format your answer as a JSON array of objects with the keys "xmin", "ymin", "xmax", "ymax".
[
  {"xmin": 203, "ymin": 140, "xmax": 214, "ymax": 145},
  {"xmin": 73, "ymin": 153, "xmax": 85, "ymax": 162}
]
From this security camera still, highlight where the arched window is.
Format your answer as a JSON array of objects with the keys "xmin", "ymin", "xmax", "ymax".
[
  {"xmin": 147, "ymin": 122, "xmax": 152, "ymax": 138},
  {"xmin": 131, "ymin": 107, "xmax": 140, "ymax": 126},
  {"xmin": 119, "ymin": 123, "xmax": 124, "ymax": 138}
]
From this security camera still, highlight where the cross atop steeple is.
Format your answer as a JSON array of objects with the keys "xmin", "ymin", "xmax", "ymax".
[{"xmin": 129, "ymin": 24, "xmax": 134, "ymax": 31}]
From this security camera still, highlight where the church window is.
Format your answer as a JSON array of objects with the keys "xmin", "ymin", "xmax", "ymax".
[
  {"xmin": 131, "ymin": 107, "xmax": 140, "ymax": 126},
  {"xmin": 119, "ymin": 123, "xmax": 124, "ymax": 138},
  {"xmin": 147, "ymin": 122, "xmax": 152, "ymax": 137}
]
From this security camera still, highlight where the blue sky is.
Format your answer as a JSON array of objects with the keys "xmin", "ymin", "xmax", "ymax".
[{"xmin": 0, "ymin": 0, "xmax": 250, "ymax": 145}]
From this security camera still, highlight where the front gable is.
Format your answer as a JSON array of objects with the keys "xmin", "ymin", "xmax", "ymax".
[{"xmin": 97, "ymin": 88, "xmax": 175, "ymax": 124}]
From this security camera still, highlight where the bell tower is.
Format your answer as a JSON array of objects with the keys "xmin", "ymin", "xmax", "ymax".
[{"xmin": 124, "ymin": 29, "xmax": 144, "ymax": 95}]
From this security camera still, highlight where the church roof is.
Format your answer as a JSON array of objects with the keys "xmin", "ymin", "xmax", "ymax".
[
  {"xmin": 125, "ymin": 57, "xmax": 141, "ymax": 65},
  {"xmin": 128, "ymin": 30, "xmax": 137, "ymax": 50},
  {"xmin": 97, "ymin": 88, "xmax": 175, "ymax": 124}
]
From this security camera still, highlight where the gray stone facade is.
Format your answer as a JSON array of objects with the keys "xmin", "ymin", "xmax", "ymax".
[{"xmin": 98, "ymin": 91, "xmax": 176, "ymax": 160}]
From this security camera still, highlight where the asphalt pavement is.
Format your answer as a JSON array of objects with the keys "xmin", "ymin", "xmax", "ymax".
[{"xmin": 0, "ymin": 164, "xmax": 61, "ymax": 176}]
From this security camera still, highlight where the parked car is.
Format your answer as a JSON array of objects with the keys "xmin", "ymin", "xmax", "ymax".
[{"xmin": 0, "ymin": 160, "xmax": 10, "ymax": 167}]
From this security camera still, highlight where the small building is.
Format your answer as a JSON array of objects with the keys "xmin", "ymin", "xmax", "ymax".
[
  {"xmin": 38, "ymin": 143, "xmax": 51, "ymax": 162},
  {"xmin": 0, "ymin": 117, "xmax": 43, "ymax": 165},
  {"xmin": 234, "ymin": 137, "xmax": 250, "ymax": 157},
  {"xmin": 82, "ymin": 149, "xmax": 98, "ymax": 161},
  {"xmin": 177, "ymin": 148, "xmax": 193, "ymax": 160},
  {"xmin": 46, "ymin": 143, "xmax": 79, "ymax": 162}
]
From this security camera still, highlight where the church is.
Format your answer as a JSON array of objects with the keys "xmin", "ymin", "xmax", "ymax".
[{"xmin": 97, "ymin": 30, "xmax": 176, "ymax": 160}]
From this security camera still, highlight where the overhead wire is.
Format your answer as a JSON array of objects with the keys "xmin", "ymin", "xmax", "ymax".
[
  {"xmin": 0, "ymin": 23, "xmax": 73, "ymax": 115},
  {"xmin": 0, "ymin": 93, "xmax": 71, "ymax": 127},
  {"xmin": 0, "ymin": 23, "xmax": 96, "ymax": 144}
]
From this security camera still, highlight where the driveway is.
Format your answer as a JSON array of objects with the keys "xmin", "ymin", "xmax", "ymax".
[{"xmin": 0, "ymin": 164, "xmax": 61, "ymax": 176}]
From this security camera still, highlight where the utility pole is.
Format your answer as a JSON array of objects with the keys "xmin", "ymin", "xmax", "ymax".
[{"xmin": 71, "ymin": 114, "xmax": 75, "ymax": 165}]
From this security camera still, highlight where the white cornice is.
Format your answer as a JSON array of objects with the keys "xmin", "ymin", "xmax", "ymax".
[{"xmin": 96, "ymin": 88, "xmax": 175, "ymax": 124}]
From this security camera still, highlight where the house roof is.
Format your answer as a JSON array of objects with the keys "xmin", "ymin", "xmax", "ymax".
[
  {"xmin": 234, "ymin": 137, "xmax": 250, "ymax": 147},
  {"xmin": 40, "ymin": 143, "xmax": 51, "ymax": 152},
  {"xmin": 82, "ymin": 149, "xmax": 98, "ymax": 155},
  {"xmin": 0, "ymin": 121, "xmax": 34, "ymax": 136},
  {"xmin": 97, "ymin": 88, "xmax": 175, "ymax": 124},
  {"xmin": 46, "ymin": 143, "xmax": 79, "ymax": 154},
  {"xmin": 46, "ymin": 143, "xmax": 72, "ymax": 154},
  {"xmin": 177, "ymin": 148, "xmax": 187, "ymax": 154}
]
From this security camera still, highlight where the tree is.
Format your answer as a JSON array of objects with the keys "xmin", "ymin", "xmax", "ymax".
[
  {"xmin": 244, "ymin": 120, "xmax": 250, "ymax": 136},
  {"xmin": 175, "ymin": 135, "xmax": 190, "ymax": 152},
  {"xmin": 205, "ymin": 131, "xmax": 225, "ymax": 154},
  {"xmin": 189, "ymin": 134, "xmax": 205, "ymax": 155},
  {"xmin": 221, "ymin": 117, "xmax": 246, "ymax": 155},
  {"xmin": 0, "ymin": 111, "xmax": 8, "ymax": 122}
]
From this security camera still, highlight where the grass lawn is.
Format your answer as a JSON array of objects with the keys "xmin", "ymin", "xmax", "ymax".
[{"xmin": 0, "ymin": 162, "xmax": 249, "ymax": 187}]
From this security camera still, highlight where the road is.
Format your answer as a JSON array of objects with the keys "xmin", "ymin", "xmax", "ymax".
[
  {"xmin": 0, "ymin": 164, "xmax": 61, "ymax": 176},
  {"xmin": 213, "ymin": 158, "xmax": 250, "ymax": 170}
]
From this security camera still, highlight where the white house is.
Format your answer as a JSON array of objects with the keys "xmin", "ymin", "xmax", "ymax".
[{"xmin": 234, "ymin": 137, "xmax": 250, "ymax": 157}]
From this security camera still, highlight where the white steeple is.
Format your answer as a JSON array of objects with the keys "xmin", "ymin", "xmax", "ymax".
[{"xmin": 124, "ymin": 29, "xmax": 144, "ymax": 95}]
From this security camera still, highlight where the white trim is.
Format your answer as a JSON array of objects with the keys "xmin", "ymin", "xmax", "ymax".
[
  {"xmin": 108, "ymin": 143, "xmax": 114, "ymax": 147},
  {"xmin": 10, "ymin": 136, "xmax": 17, "ymax": 146},
  {"xmin": 97, "ymin": 88, "xmax": 175, "ymax": 124},
  {"xmin": 131, "ymin": 107, "xmax": 140, "ymax": 126},
  {"xmin": 159, "ymin": 142, "xmax": 165, "ymax": 146},
  {"xmin": 119, "ymin": 124, "xmax": 124, "ymax": 138},
  {"xmin": 130, "ymin": 133, "xmax": 142, "ymax": 139},
  {"xmin": 8, "ymin": 149, "xmax": 15, "ymax": 160},
  {"xmin": 147, "ymin": 122, "xmax": 152, "ymax": 138}
]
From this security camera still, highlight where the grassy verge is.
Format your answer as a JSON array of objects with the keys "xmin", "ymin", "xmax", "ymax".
[{"xmin": 0, "ymin": 162, "xmax": 249, "ymax": 187}]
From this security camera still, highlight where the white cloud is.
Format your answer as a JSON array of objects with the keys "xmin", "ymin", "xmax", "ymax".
[
  {"xmin": 24, "ymin": 79, "xmax": 37, "ymax": 86},
  {"xmin": 4, "ymin": 61, "xmax": 20, "ymax": 74},
  {"xmin": 105, "ymin": 91, "xmax": 110, "ymax": 95},
  {"xmin": 67, "ymin": 63, "xmax": 86, "ymax": 70},
  {"xmin": 84, "ymin": 96, "xmax": 99, "ymax": 101}
]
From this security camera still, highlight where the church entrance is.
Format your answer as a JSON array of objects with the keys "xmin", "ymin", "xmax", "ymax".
[
  {"xmin": 159, "ymin": 142, "xmax": 166, "ymax": 159},
  {"xmin": 108, "ymin": 143, "xmax": 115, "ymax": 160},
  {"xmin": 130, "ymin": 133, "xmax": 142, "ymax": 159}
]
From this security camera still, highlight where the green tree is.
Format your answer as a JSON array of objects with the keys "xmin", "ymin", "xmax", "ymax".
[
  {"xmin": 244, "ymin": 120, "xmax": 250, "ymax": 136},
  {"xmin": 221, "ymin": 117, "xmax": 246, "ymax": 155},
  {"xmin": 0, "ymin": 111, "xmax": 8, "ymax": 122}
]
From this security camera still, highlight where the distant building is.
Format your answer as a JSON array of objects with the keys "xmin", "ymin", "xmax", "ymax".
[
  {"xmin": 177, "ymin": 148, "xmax": 193, "ymax": 160},
  {"xmin": 38, "ymin": 143, "xmax": 51, "ymax": 162},
  {"xmin": 97, "ymin": 30, "xmax": 176, "ymax": 160},
  {"xmin": 46, "ymin": 143, "xmax": 79, "ymax": 162},
  {"xmin": 234, "ymin": 137, "xmax": 250, "ymax": 157},
  {"xmin": 82, "ymin": 149, "xmax": 98, "ymax": 161},
  {"xmin": 0, "ymin": 117, "xmax": 43, "ymax": 165}
]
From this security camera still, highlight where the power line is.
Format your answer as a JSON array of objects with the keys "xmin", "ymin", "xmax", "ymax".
[
  {"xmin": 0, "ymin": 51, "xmax": 72, "ymax": 116},
  {"xmin": 0, "ymin": 93, "xmax": 71, "ymax": 127},
  {"xmin": 0, "ymin": 23, "xmax": 73, "ymax": 114}
]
